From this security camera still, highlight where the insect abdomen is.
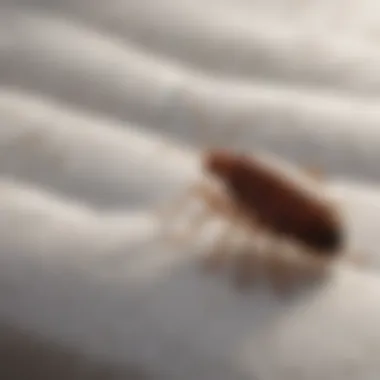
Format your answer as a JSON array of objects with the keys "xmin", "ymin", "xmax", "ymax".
[{"xmin": 227, "ymin": 158, "xmax": 342, "ymax": 254}]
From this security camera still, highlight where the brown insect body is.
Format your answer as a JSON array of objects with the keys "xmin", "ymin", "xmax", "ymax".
[{"xmin": 204, "ymin": 150, "xmax": 342, "ymax": 256}]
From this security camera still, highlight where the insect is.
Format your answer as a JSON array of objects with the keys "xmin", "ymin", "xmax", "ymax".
[
  {"xmin": 203, "ymin": 149, "xmax": 342, "ymax": 255},
  {"xmin": 159, "ymin": 148, "xmax": 359, "ymax": 294}
]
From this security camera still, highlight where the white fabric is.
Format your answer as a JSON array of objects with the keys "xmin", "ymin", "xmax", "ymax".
[{"xmin": 1, "ymin": 1, "xmax": 380, "ymax": 379}]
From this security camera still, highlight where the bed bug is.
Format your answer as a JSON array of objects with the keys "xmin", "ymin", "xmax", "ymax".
[
  {"xmin": 204, "ymin": 149, "xmax": 343, "ymax": 255},
  {"xmin": 159, "ymin": 149, "xmax": 359, "ymax": 293}
]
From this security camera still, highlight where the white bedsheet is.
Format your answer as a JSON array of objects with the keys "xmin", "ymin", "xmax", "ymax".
[{"xmin": 1, "ymin": 1, "xmax": 380, "ymax": 379}]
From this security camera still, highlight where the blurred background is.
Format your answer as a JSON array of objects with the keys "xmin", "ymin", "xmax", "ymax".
[{"xmin": 1, "ymin": 1, "xmax": 380, "ymax": 379}]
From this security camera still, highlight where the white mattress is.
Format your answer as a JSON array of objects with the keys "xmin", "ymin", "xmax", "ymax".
[{"xmin": 1, "ymin": 1, "xmax": 380, "ymax": 379}]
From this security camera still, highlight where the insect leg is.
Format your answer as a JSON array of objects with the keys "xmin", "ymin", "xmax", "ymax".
[
  {"xmin": 267, "ymin": 244, "xmax": 332, "ymax": 293},
  {"xmin": 155, "ymin": 182, "xmax": 211, "ymax": 244},
  {"xmin": 202, "ymin": 222, "xmax": 236, "ymax": 273},
  {"xmin": 261, "ymin": 238, "xmax": 302, "ymax": 295},
  {"xmin": 233, "ymin": 244, "xmax": 263, "ymax": 290},
  {"xmin": 225, "ymin": 222, "xmax": 265, "ymax": 290},
  {"xmin": 157, "ymin": 179, "xmax": 235, "ymax": 247},
  {"xmin": 342, "ymin": 250, "xmax": 369, "ymax": 269},
  {"xmin": 303, "ymin": 166, "xmax": 325, "ymax": 182},
  {"xmin": 156, "ymin": 178, "xmax": 219, "ymax": 227}
]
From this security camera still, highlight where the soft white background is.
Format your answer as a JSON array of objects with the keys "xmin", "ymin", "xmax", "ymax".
[{"xmin": 1, "ymin": 1, "xmax": 380, "ymax": 379}]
